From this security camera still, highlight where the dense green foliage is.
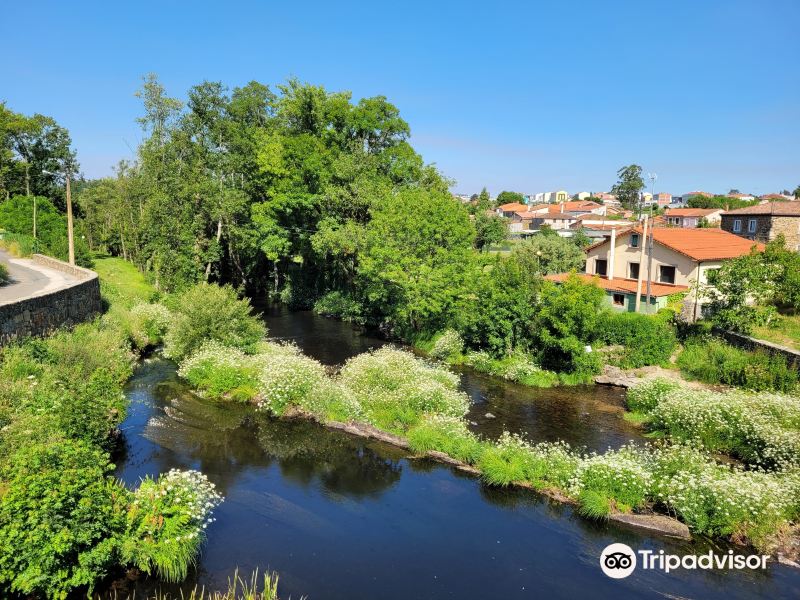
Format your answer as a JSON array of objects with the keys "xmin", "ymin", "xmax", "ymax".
[
  {"xmin": 164, "ymin": 283, "xmax": 267, "ymax": 360},
  {"xmin": 610, "ymin": 164, "xmax": 644, "ymax": 209},
  {"xmin": 677, "ymin": 338, "xmax": 797, "ymax": 392},
  {"xmin": 704, "ymin": 236, "xmax": 800, "ymax": 333},
  {"xmin": 0, "ymin": 259, "xmax": 225, "ymax": 598},
  {"xmin": 687, "ymin": 195, "xmax": 758, "ymax": 210},
  {"xmin": 595, "ymin": 312, "xmax": 677, "ymax": 368},
  {"xmin": 0, "ymin": 195, "xmax": 92, "ymax": 265},
  {"xmin": 0, "ymin": 261, "xmax": 8, "ymax": 284}
]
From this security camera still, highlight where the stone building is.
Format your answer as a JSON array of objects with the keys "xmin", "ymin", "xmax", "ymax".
[{"xmin": 720, "ymin": 201, "xmax": 800, "ymax": 250}]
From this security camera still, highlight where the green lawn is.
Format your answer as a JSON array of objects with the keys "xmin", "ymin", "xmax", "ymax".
[
  {"xmin": 751, "ymin": 313, "xmax": 800, "ymax": 351},
  {"xmin": 93, "ymin": 256, "xmax": 155, "ymax": 304}
]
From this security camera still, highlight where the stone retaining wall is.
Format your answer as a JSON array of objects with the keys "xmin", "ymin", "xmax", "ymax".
[
  {"xmin": 0, "ymin": 254, "xmax": 101, "ymax": 346},
  {"xmin": 714, "ymin": 328, "xmax": 800, "ymax": 370}
]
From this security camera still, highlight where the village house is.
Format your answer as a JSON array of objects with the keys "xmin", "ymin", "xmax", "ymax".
[
  {"xmin": 654, "ymin": 192, "xmax": 673, "ymax": 207},
  {"xmin": 496, "ymin": 202, "xmax": 529, "ymax": 218},
  {"xmin": 720, "ymin": 201, "xmax": 800, "ymax": 250},
  {"xmin": 571, "ymin": 227, "xmax": 763, "ymax": 318},
  {"xmin": 664, "ymin": 207, "xmax": 722, "ymax": 228}
]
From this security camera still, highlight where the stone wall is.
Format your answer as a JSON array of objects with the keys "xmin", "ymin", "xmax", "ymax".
[
  {"xmin": 0, "ymin": 254, "xmax": 101, "ymax": 346},
  {"xmin": 714, "ymin": 328, "xmax": 800, "ymax": 371}
]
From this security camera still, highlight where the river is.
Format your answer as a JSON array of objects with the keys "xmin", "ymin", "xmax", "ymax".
[{"xmin": 115, "ymin": 307, "xmax": 800, "ymax": 599}]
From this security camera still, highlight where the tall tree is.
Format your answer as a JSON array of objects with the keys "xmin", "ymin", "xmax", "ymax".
[{"xmin": 610, "ymin": 164, "xmax": 644, "ymax": 210}]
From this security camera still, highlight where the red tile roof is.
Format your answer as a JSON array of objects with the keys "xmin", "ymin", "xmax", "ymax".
[
  {"xmin": 550, "ymin": 201, "xmax": 602, "ymax": 212},
  {"xmin": 587, "ymin": 227, "xmax": 764, "ymax": 261},
  {"xmin": 498, "ymin": 202, "xmax": 529, "ymax": 212},
  {"xmin": 722, "ymin": 201, "xmax": 800, "ymax": 217},
  {"xmin": 545, "ymin": 273, "xmax": 688, "ymax": 297}
]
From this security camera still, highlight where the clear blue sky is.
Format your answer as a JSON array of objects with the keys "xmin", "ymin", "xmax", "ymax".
[{"xmin": 2, "ymin": 0, "xmax": 798, "ymax": 196}]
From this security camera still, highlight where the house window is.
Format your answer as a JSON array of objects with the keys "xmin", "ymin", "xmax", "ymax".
[
  {"xmin": 733, "ymin": 219, "xmax": 742, "ymax": 233},
  {"xmin": 630, "ymin": 233, "xmax": 640, "ymax": 248},
  {"xmin": 595, "ymin": 258, "xmax": 608, "ymax": 276},
  {"xmin": 612, "ymin": 293, "xmax": 625, "ymax": 307},
  {"xmin": 659, "ymin": 265, "xmax": 676, "ymax": 284},
  {"xmin": 748, "ymin": 219, "xmax": 757, "ymax": 233},
  {"xmin": 629, "ymin": 262, "xmax": 640, "ymax": 279}
]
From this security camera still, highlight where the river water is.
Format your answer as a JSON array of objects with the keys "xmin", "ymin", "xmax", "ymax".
[{"xmin": 115, "ymin": 307, "xmax": 800, "ymax": 599}]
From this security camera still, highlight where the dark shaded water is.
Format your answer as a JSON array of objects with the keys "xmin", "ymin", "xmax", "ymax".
[{"xmin": 115, "ymin": 308, "xmax": 800, "ymax": 599}]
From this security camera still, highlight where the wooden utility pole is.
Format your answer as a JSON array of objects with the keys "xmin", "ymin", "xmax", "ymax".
[
  {"xmin": 634, "ymin": 216, "xmax": 648, "ymax": 313},
  {"xmin": 66, "ymin": 171, "xmax": 75, "ymax": 265}
]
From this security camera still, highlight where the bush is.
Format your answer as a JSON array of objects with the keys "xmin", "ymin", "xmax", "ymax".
[
  {"xmin": 569, "ymin": 445, "xmax": 652, "ymax": 513},
  {"xmin": 119, "ymin": 469, "xmax": 223, "ymax": 582},
  {"xmin": 179, "ymin": 341, "xmax": 261, "ymax": 402},
  {"xmin": 645, "ymin": 386, "xmax": 800, "ymax": 467},
  {"xmin": 128, "ymin": 302, "xmax": 172, "ymax": 350},
  {"xmin": 253, "ymin": 343, "xmax": 330, "ymax": 416},
  {"xmin": 338, "ymin": 347, "xmax": 469, "ymax": 432},
  {"xmin": 164, "ymin": 283, "xmax": 266, "ymax": 361},
  {"xmin": 677, "ymin": 339, "xmax": 798, "ymax": 392},
  {"xmin": 429, "ymin": 329, "xmax": 464, "ymax": 361},
  {"xmin": 313, "ymin": 290, "xmax": 365, "ymax": 324},
  {"xmin": 0, "ymin": 262, "xmax": 8, "ymax": 285},
  {"xmin": 626, "ymin": 378, "xmax": 682, "ymax": 413},
  {"xmin": 463, "ymin": 350, "xmax": 561, "ymax": 386},
  {"xmin": 0, "ymin": 440, "xmax": 126, "ymax": 599},
  {"xmin": 595, "ymin": 312, "xmax": 677, "ymax": 368}
]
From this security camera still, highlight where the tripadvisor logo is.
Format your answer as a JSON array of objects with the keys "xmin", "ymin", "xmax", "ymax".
[{"xmin": 600, "ymin": 543, "xmax": 769, "ymax": 579}]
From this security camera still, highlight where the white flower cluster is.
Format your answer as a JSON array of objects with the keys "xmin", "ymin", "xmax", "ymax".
[
  {"xmin": 339, "ymin": 347, "xmax": 468, "ymax": 421},
  {"xmin": 129, "ymin": 302, "xmax": 172, "ymax": 347},
  {"xmin": 569, "ymin": 444, "xmax": 653, "ymax": 508},
  {"xmin": 639, "ymin": 384, "xmax": 800, "ymax": 467},
  {"xmin": 429, "ymin": 329, "xmax": 463, "ymax": 360},
  {"xmin": 177, "ymin": 340, "xmax": 250, "ymax": 380}
]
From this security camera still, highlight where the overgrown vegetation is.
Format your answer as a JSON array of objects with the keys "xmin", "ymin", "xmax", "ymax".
[
  {"xmin": 0, "ymin": 261, "xmax": 8, "ymax": 285},
  {"xmin": 0, "ymin": 258, "xmax": 225, "ymax": 599},
  {"xmin": 677, "ymin": 338, "xmax": 797, "ymax": 392}
]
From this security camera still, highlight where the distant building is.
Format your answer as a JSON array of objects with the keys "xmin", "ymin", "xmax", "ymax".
[
  {"xmin": 594, "ymin": 192, "xmax": 619, "ymax": 205},
  {"xmin": 574, "ymin": 191, "xmax": 592, "ymax": 200},
  {"xmin": 664, "ymin": 208, "xmax": 722, "ymax": 228},
  {"xmin": 496, "ymin": 202, "xmax": 529, "ymax": 218},
  {"xmin": 759, "ymin": 193, "xmax": 794, "ymax": 202},
  {"xmin": 720, "ymin": 201, "xmax": 800, "ymax": 250},
  {"xmin": 532, "ymin": 190, "xmax": 569, "ymax": 204},
  {"xmin": 729, "ymin": 193, "xmax": 755, "ymax": 202},
  {"xmin": 654, "ymin": 192, "xmax": 672, "ymax": 207},
  {"xmin": 673, "ymin": 191, "xmax": 713, "ymax": 206}
]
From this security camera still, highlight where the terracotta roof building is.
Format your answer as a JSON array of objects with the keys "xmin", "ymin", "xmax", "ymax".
[
  {"xmin": 720, "ymin": 201, "xmax": 800, "ymax": 250},
  {"xmin": 664, "ymin": 208, "xmax": 722, "ymax": 228},
  {"xmin": 579, "ymin": 227, "xmax": 763, "ymax": 318}
]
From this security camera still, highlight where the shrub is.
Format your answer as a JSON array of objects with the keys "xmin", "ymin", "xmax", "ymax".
[
  {"xmin": 253, "ymin": 343, "xmax": 329, "ymax": 416},
  {"xmin": 179, "ymin": 341, "xmax": 261, "ymax": 402},
  {"xmin": 0, "ymin": 440, "xmax": 127, "ymax": 599},
  {"xmin": 626, "ymin": 378, "xmax": 682, "ymax": 413},
  {"xmin": 338, "ymin": 347, "xmax": 469, "ymax": 432},
  {"xmin": 569, "ymin": 445, "xmax": 652, "ymax": 513},
  {"xmin": 677, "ymin": 339, "xmax": 797, "ymax": 392},
  {"xmin": 429, "ymin": 329, "xmax": 464, "ymax": 361},
  {"xmin": 44, "ymin": 321, "xmax": 135, "ymax": 384},
  {"xmin": 128, "ymin": 302, "xmax": 172, "ymax": 350},
  {"xmin": 119, "ymin": 469, "xmax": 223, "ymax": 583},
  {"xmin": 595, "ymin": 311, "xmax": 677, "ymax": 368},
  {"xmin": 313, "ymin": 290, "xmax": 365, "ymax": 324},
  {"xmin": 0, "ymin": 262, "xmax": 8, "ymax": 285},
  {"xmin": 463, "ymin": 350, "xmax": 561, "ymax": 386},
  {"xmin": 164, "ymin": 283, "xmax": 267, "ymax": 361}
]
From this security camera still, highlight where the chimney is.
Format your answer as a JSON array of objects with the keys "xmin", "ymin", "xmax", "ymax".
[{"xmin": 608, "ymin": 227, "xmax": 616, "ymax": 281}]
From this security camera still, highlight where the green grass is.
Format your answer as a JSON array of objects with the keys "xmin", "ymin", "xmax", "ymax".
[
  {"xmin": 94, "ymin": 256, "xmax": 156, "ymax": 305},
  {"xmin": 752, "ymin": 312, "xmax": 800, "ymax": 351}
]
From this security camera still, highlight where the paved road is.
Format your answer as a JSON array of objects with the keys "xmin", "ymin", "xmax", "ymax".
[{"xmin": 0, "ymin": 249, "xmax": 80, "ymax": 305}]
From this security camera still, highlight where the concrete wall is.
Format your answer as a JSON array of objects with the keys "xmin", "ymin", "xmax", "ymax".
[{"xmin": 0, "ymin": 255, "xmax": 101, "ymax": 346}]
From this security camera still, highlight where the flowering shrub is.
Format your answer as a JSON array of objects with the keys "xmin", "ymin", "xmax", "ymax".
[
  {"xmin": 253, "ymin": 343, "xmax": 329, "ymax": 415},
  {"xmin": 569, "ymin": 445, "xmax": 652, "ymax": 513},
  {"xmin": 628, "ymin": 380, "xmax": 800, "ymax": 467},
  {"xmin": 626, "ymin": 378, "xmax": 681, "ymax": 413},
  {"xmin": 120, "ymin": 469, "xmax": 223, "ymax": 582},
  {"xmin": 429, "ymin": 329, "xmax": 464, "ymax": 360},
  {"xmin": 128, "ymin": 302, "xmax": 172, "ymax": 350},
  {"xmin": 179, "ymin": 341, "xmax": 260, "ymax": 402},
  {"xmin": 338, "ymin": 347, "xmax": 468, "ymax": 432}
]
